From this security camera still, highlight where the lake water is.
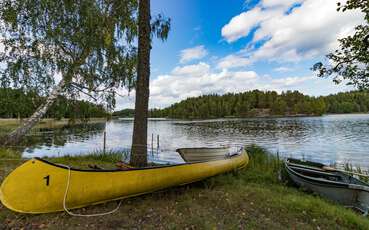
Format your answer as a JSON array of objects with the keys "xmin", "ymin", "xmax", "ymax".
[{"xmin": 20, "ymin": 114, "xmax": 369, "ymax": 168}]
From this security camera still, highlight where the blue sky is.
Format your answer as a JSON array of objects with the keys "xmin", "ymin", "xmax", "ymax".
[
  {"xmin": 151, "ymin": 0, "xmax": 251, "ymax": 74},
  {"xmin": 116, "ymin": 0, "xmax": 364, "ymax": 109}
]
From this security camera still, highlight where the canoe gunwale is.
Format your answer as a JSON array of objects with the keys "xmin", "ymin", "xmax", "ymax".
[
  {"xmin": 176, "ymin": 147, "xmax": 229, "ymax": 151},
  {"xmin": 287, "ymin": 160, "xmax": 335, "ymax": 173},
  {"xmin": 288, "ymin": 165, "xmax": 342, "ymax": 178},
  {"xmin": 33, "ymin": 152, "xmax": 243, "ymax": 173}
]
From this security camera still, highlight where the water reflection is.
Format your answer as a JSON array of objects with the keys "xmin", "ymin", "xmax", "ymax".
[{"xmin": 19, "ymin": 114, "xmax": 369, "ymax": 168}]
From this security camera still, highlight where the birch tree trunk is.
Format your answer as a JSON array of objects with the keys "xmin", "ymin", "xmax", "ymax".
[
  {"xmin": 130, "ymin": 0, "xmax": 151, "ymax": 167},
  {"xmin": 0, "ymin": 79, "xmax": 66, "ymax": 146}
]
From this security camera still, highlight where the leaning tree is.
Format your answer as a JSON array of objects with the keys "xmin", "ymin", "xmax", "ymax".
[
  {"xmin": 313, "ymin": 0, "xmax": 369, "ymax": 89},
  {"xmin": 0, "ymin": 0, "xmax": 169, "ymax": 147}
]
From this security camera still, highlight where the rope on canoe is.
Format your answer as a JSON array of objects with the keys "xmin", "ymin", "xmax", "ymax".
[{"xmin": 63, "ymin": 165, "xmax": 122, "ymax": 217}]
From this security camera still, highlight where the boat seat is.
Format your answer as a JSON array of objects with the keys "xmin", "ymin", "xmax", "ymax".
[
  {"xmin": 289, "ymin": 165, "xmax": 347, "ymax": 183},
  {"xmin": 289, "ymin": 165, "xmax": 340, "ymax": 177}
]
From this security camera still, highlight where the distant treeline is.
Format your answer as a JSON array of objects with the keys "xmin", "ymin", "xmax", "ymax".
[
  {"xmin": 0, "ymin": 88, "xmax": 108, "ymax": 120},
  {"xmin": 114, "ymin": 90, "xmax": 369, "ymax": 119},
  {"xmin": 150, "ymin": 90, "xmax": 327, "ymax": 119},
  {"xmin": 112, "ymin": 108, "xmax": 135, "ymax": 118},
  {"xmin": 323, "ymin": 91, "xmax": 369, "ymax": 114}
]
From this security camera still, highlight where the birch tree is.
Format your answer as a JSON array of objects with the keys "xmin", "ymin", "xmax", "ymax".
[{"xmin": 0, "ymin": 0, "xmax": 139, "ymax": 145}]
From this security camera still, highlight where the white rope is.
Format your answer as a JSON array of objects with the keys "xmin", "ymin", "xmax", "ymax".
[{"xmin": 63, "ymin": 165, "xmax": 122, "ymax": 217}]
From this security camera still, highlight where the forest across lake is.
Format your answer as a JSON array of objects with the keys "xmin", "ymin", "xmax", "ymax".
[
  {"xmin": 2, "ymin": 89, "xmax": 369, "ymax": 121},
  {"xmin": 114, "ymin": 90, "xmax": 369, "ymax": 119}
]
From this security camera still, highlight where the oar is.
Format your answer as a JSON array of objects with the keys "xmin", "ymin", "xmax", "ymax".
[{"xmin": 322, "ymin": 166, "xmax": 369, "ymax": 178}]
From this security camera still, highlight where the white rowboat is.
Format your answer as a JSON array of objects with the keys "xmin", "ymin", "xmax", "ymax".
[{"xmin": 176, "ymin": 147, "xmax": 239, "ymax": 163}]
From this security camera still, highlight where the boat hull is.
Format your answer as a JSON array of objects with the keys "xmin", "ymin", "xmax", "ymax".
[
  {"xmin": 285, "ymin": 159, "xmax": 369, "ymax": 212},
  {"xmin": 176, "ymin": 147, "xmax": 230, "ymax": 163},
  {"xmin": 286, "ymin": 166, "xmax": 357, "ymax": 205},
  {"xmin": 0, "ymin": 151, "xmax": 248, "ymax": 214}
]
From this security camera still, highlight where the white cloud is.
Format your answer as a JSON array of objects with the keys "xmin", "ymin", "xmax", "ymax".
[
  {"xmin": 172, "ymin": 62, "xmax": 210, "ymax": 76},
  {"xmin": 221, "ymin": 0, "xmax": 364, "ymax": 63},
  {"xmin": 114, "ymin": 88, "xmax": 136, "ymax": 109},
  {"xmin": 217, "ymin": 54, "xmax": 251, "ymax": 69},
  {"xmin": 221, "ymin": 7, "xmax": 281, "ymax": 43},
  {"xmin": 149, "ymin": 63, "xmax": 259, "ymax": 107},
  {"xmin": 261, "ymin": 0, "xmax": 302, "ymax": 8},
  {"xmin": 179, "ymin": 45, "xmax": 208, "ymax": 63},
  {"xmin": 114, "ymin": 61, "xmax": 352, "ymax": 110},
  {"xmin": 270, "ymin": 76, "xmax": 314, "ymax": 87},
  {"xmin": 273, "ymin": 66, "xmax": 294, "ymax": 72},
  {"xmin": 54, "ymin": 72, "xmax": 63, "ymax": 84}
]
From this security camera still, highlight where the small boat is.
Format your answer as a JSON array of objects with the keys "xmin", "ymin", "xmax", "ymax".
[
  {"xmin": 285, "ymin": 158, "xmax": 369, "ymax": 213},
  {"xmin": 176, "ymin": 147, "xmax": 239, "ymax": 163},
  {"xmin": 0, "ymin": 149, "xmax": 248, "ymax": 214}
]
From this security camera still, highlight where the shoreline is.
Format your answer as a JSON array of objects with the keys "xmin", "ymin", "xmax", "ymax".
[
  {"xmin": 0, "ymin": 117, "xmax": 108, "ymax": 128},
  {"xmin": 112, "ymin": 112, "xmax": 369, "ymax": 121},
  {"xmin": 1, "ymin": 113, "xmax": 368, "ymax": 125}
]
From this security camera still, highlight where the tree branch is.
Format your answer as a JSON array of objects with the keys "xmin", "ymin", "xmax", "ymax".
[{"xmin": 70, "ymin": 83, "xmax": 98, "ymax": 101}]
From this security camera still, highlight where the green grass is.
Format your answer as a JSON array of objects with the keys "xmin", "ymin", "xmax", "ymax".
[
  {"xmin": 0, "ymin": 148, "xmax": 22, "ymax": 159},
  {"xmin": 1, "ymin": 146, "xmax": 369, "ymax": 229},
  {"xmin": 0, "ymin": 148, "xmax": 25, "ymax": 184},
  {"xmin": 45, "ymin": 150, "xmax": 130, "ymax": 169}
]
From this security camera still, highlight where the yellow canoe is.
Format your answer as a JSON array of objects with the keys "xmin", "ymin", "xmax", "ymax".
[{"xmin": 0, "ymin": 150, "xmax": 248, "ymax": 214}]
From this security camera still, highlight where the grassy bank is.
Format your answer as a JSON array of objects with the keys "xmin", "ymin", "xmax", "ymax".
[{"xmin": 1, "ymin": 147, "xmax": 369, "ymax": 229}]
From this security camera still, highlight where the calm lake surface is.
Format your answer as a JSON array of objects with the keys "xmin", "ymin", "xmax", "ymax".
[{"xmin": 20, "ymin": 114, "xmax": 369, "ymax": 168}]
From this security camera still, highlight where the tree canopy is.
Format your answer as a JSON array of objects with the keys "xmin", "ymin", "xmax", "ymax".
[
  {"xmin": 312, "ymin": 0, "xmax": 369, "ymax": 89},
  {"xmin": 0, "ymin": 0, "xmax": 139, "ymax": 107}
]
